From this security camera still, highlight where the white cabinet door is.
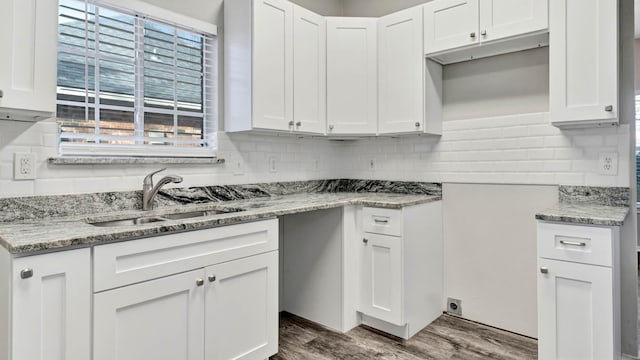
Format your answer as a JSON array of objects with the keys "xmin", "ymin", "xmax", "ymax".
[
  {"xmin": 549, "ymin": 0, "xmax": 618, "ymax": 126},
  {"xmin": 293, "ymin": 5, "xmax": 326, "ymax": 135},
  {"xmin": 424, "ymin": 0, "xmax": 479, "ymax": 54},
  {"xmin": 326, "ymin": 18, "xmax": 377, "ymax": 135},
  {"xmin": 0, "ymin": 0, "xmax": 57, "ymax": 118},
  {"xmin": 94, "ymin": 269, "xmax": 205, "ymax": 360},
  {"xmin": 378, "ymin": 6, "xmax": 425, "ymax": 134},
  {"xmin": 205, "ymin": 251, "xmax": 278, "ymax": 360},
  {"xmin": 252, "ymin": 0, "xmax": 293, "ymax": 132},
  {"xmin": 538, "ymin": 258, "xmax": 616, "ymax": 360},
  {"xmin": 11, "ymin": 249, "xmax": 91, "ymax": 360},
  {"xmin": 360, "ymin": 233, "xmax": 403, "ymax": 326},
  {"xmin": 478, "ymin": 0, "xmax": 548, "ymax": 42}
]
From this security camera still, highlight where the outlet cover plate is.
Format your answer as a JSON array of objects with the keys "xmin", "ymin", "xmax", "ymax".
[
  {"xmin": 14, "ymin": 153, "xmax": 36, "ymax": 180},
  {"xmin": 598, "ymin": 152, "xmax": 618, "ymax": 176},
  {"xmin": 447, "ymin": 297, "xmax": 462, "ymax": 316}
]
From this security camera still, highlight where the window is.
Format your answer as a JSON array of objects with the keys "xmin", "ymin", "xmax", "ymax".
[{"xmin": 56, "ymin": 0, "xmax": 217, "ymax": 157}]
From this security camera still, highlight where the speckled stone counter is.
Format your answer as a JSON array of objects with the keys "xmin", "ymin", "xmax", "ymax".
[
  {"xmin": 535, "ymin": 186, "xmax": 630, "ymax": 226},
  {"xmin": 0, "ymin": 180, "xmax": 441, "ymax": 255}
]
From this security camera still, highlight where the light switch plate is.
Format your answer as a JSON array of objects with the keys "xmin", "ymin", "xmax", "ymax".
[{"xmin": 598, "ymin": 152, "xmax": 618, "ymax": 176}]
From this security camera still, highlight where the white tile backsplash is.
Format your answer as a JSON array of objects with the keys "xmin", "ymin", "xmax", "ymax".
[{"xmin": 0, "ymin": 112, "xmax": 631, "ymax": 197}]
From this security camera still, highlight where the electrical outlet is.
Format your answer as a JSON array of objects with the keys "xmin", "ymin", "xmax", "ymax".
[
  {"xmin": 368, "ymin": 158, "xmax": 376, "ymax": 171},
  {"xmin": 233, "ymin": 157, "xmax": 244, "ymax": 176},
  {"xmin": 14, "ymin": 153, "xmax": 36, "ymax": 180},
  {"xmin": 268, "ymin": 156, "xmax": 277, "ymax": 173},
  {"xmin": 598, "ymin": 152, "xmax": 618, "ymax": 176},
  {"xmin": 447, "ymin": 297, "xmax": 462, "ymax": 316}
]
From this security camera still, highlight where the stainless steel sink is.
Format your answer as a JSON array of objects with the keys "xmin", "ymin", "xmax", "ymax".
[
  {"xmin": 161, "ymin": 210, "xmax": 232, "ymax": 220},
  {"xmin": 90, "ymin": 217, "xmax": 166, "ymax": 227},
  {"xmin": 88, "ymin": 208, "xmax": 244, "ymax": 227}
]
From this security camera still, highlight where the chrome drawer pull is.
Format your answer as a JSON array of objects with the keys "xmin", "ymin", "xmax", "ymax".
[
  {"xmin": 560, "ymin": 240, "xmax": 586, "ymax": 247},
  {"xmin": 373, "ymin": 219, "xmax": 389, "ymax": 224},
  {"xmin": 540, "ymin": 267, "xmax": 548, "ymax": 274}
]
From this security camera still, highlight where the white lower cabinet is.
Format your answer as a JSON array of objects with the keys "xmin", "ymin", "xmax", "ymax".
[
  {"xmin": 9, "ymin": 248, "xmax": 91, "ymax": 360},
  {"xmin": 358, "ymin": 202, "xmax": 443, "ymax": 339},
  {"xmin": 360, "ymin": 233, "xmax": 403, "ymax": 325},
  {"xmin": 93, "ymin": 219, "xmax": 279, "ymax": 360},
  {"xmin": 93, "ymin": 269, "xmax": 206, "ymax": 360},
  {"xmin": 537, "ymin": 222, "xmax": 620, "ymax": 360}
]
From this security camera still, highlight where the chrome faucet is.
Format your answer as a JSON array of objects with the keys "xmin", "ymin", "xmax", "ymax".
[{"xmin": 142, "ymin": 168, "xmax": 183, "ymax": 211}]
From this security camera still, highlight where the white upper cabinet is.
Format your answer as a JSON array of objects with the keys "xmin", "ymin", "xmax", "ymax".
[
  {"xmin": 378, "ymin": 7, "xmax": 426, "ymax": 135},
  {"xmin": 0, "ymin": 0, "xmax": 57, "ymax": 121},
  {"xmin": 549, "ymin": 0, "xmax": 618, "ymax": 128},
  {"xmin": 326, "ymin": 18, "xmax": 378, "ymax": 135},
  {"xmin": 424, "ymin": 0, "xmax": 548, "ymax": 64},
  {"xmin": 225, "ymin": 0, "xmax": 294, "ymax": 133},
  {"xmin": 424, "ymin": 0, "xmax": 479, "ymax": 55},
  {"xmin": 293, "ymin": 5, "xmax": 326, "ymax": 135},
  {"xmin": 479, "ymin": 0, "xmax": 548, "ymax": 43}
]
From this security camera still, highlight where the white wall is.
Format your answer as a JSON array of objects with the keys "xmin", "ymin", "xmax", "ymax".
[
  {"xmin": 341, "ymin": 0, "xmax": 431, "ymax": 17},
  {"xmin": 442, "ymin": 183, "xmax": 557, "ymax": 338}
]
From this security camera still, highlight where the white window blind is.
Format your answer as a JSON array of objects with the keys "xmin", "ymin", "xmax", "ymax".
[{"xmin": 56, "ymin": 0, "xmax": 217, "ymax": 157}]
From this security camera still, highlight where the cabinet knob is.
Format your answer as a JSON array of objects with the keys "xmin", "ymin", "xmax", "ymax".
[
  {"xmin": 196, "ymin": 278, "xmax": 205, "ymax": 286},
  {"xmin": 296, "ymin": 121, "xmax": 302, "ymax": 127},
  {"xmin": 540, "ymin": 267, "xmax": 548, "ymax": 274},
  {"xmin": 0, "ymin": 90, "xmax": 3, "ymax": 99},
  {"xmin": 329, "ymin": 125, "xmax": 334, "ymax": 130},
  {"xmin": 480, "ymin": 30, "xmax": 487, "ymax": 36},
  {"xmin": 470, "ymin": 32, "xmax": 476, "ymax": 38},
  {"xmin": 363, "ymin": 238, "xmax": 369, "ymax": 244},
  {"xmin": 288, "ymin": 121, "xmax": 294, "ymax": 126},
  {"xmin": 415, "ymin": 122, "xmax": 421, "ymax": 128},
  {"xmin": 208, "ymin": 275, "xmax": 216, "ymax": 282},
  {"xmin": 20, "ymin": 268, "xmax": 33, "ymax": 279},
  {"xmin": 604, "ymin": 105, "xmax": 613, "ymax": 112}
]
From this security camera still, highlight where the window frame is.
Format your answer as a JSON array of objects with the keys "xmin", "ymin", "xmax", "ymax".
[{"xmin": 56, "ymin": 0, "xmax": 218, "ymax": 158}]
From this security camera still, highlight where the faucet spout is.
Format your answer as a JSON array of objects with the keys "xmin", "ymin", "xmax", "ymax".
[{"xmin": 142, "ymin": 169, "xmax": 183, "ymax": 211}]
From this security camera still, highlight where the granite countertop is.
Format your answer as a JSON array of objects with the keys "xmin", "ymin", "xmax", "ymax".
[
  {"xmin": 0, "ymin": 180, "xmax": 442, "ymax": 255},
  {"xmin": 535, "ymin": 186, "xmax": 630, "ymax": 226}
]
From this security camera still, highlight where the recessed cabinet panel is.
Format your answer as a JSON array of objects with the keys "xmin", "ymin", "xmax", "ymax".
[
  {"xmin": 549, "ymin": 0, "xmax": 618, "ymax": 127},
  {"xmin": 12, "ymin": 249, "xmax": 91, "ymax": 360},
  {"xmin": 0, "ymin": 0, "xmax": 56, "ymax": 119},
  {"xmin": 378, "ymin": 6, "xmax": 425, "ymax": 134},
  {"xmin": 93, "ymin": 269, "xmax": 206, "ymax": 360},
  {"xmin": 424, "ymin": 0, "xmax": 479, "ymax": 54},
  {"xmin": 360, "ymin": 233, "xmax": 403, "ymax": 326},
  {"xmin": 479, "ymin": 0, "xmax": 548, "ymax": 42},
  {"xmin": 326, "ymin": 18, "xmax": 377, "ymax": 135},
  {"xmin": 205, "ymin": 252, "xmax": 278, "ymax": 360},
  {"xmin": 252, "ymin": 0, "xmax": 293, "ymax": 131},
  {"xmin": 293, "ymin": 5, "xmax": 326, "ymax": 134},
  {"xmin": 538, "ymin": 258, "xmax": 616, "ymax": 360}
]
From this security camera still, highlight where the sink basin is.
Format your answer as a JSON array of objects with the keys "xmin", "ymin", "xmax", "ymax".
[
  {"xmin": 91, "ymin": 217, "xmax": 166, "ymax": 227},
  {"xmin": 161, "ymin": 209, "xmax": 235, "ymax": 220},
  {"xmin": 88, "ymin": 208, "xmax": 244, "ymax": 227}
]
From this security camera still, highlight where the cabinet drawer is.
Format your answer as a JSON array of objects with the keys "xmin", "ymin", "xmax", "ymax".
[
  {"xmin": 537, "ymin": 222, "xmax": 614, "ymax": 267},
  {"xmin": 362, "ymin": 207, "xmax": 402, "ymax": 236},
  {"xmin": 94, "ymin": 219, "xmax": 278, "ymax": 292}
]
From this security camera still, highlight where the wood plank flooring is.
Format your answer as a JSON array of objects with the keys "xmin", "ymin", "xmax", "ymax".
[{"xmin": 271, "ymin": 312, "xmax": 537, "ymax": 360}]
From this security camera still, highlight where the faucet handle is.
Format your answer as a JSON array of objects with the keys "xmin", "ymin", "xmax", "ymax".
[{"xmin": 144, "ymin": 168, "xmax": 167, "ymax": 186}]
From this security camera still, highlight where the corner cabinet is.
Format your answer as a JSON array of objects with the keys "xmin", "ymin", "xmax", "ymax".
[
  {"xmin": 549, "ymin": 0, "xmax": 618, "ymax": 128},
  {"xmin": 537, "ymin": 222, "xmax": 621, "ymax": 360},
  {"xmin": 0, "ymin": 0, "xmax": 57, "ymax": 121},
  {"xmin": 326, "ymin": 18, "xmax": 378, "ymax": 136},
  {"xmin": 93, "ymin": 219, "xmax": 279, "ymax": 360},
  {"xmin": 378, "ymin": 6, "xmax": 442, "ymax": 136},
  {"xmin": 358, "ymin": 203, "xmax": 443, "ymax": 339},
  {"xmin": 224, "ymin": 0, "xmax": 326, "ymax": 135},
  {"xmin": 3, "ymin": 248, "xmax": 91, "ymax": 360}
]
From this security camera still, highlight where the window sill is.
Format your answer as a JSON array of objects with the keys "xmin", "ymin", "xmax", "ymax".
[{"xmin": 48, "ymin": 156, "xmax": 225, "ymax": 166}]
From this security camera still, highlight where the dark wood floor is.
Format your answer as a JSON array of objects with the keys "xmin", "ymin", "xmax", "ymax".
[{"xmin": 271, "ymin": 312, "xmax": 537, "ymax": 360}]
